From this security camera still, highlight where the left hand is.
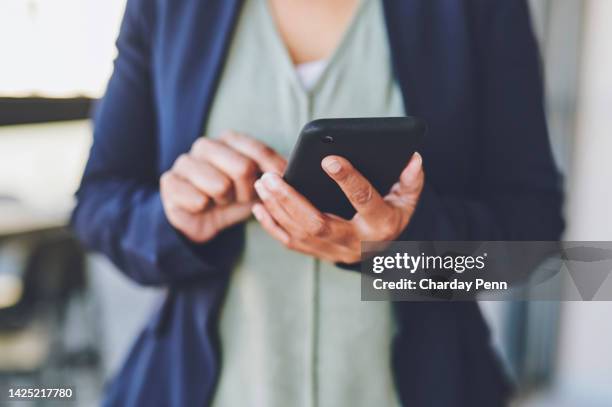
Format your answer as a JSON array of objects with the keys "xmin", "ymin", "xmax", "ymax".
[{"xmin": 252, "ymin": 152, "xmax": 424, "ymax": 264}]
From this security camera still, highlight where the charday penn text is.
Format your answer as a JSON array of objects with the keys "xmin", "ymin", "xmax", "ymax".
[{"xmin": 369, "ymin": 252, "xmax": 508, "ymax": 293}]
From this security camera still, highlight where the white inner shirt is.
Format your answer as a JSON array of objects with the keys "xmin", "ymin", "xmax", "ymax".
[{"xmin": 295, "ymin": 60, "xmax": 328, "ymax": 91}]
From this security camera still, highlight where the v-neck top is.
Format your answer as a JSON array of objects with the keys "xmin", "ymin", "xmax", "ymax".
[{"xmin": 206, "ymin": 1, "xmax": 404, "ymax": 406}]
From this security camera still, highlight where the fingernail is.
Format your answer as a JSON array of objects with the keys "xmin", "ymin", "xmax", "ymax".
[
  {"xmin": 252, "ymin": 204, "xmax": 264, "ymax": 220},
  {"xmin": 323, "ymin": 159, "xmax": 342, "ymax": 174},
  {"xmin": 254, "ymin": 180, "xmax": 270, "ymax": 199},
  {"xmin": 413, "ymin": 152, "xmax": 423, "ymax": 167},
  {"xmin": 261, "ymin": 172, "xmax": 281, "ymax": 190}
]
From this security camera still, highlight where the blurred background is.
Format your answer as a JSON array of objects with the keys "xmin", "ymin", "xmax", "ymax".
[{"xmin": 0, "ymin": 0, "xmax": 610, "ymax": 406}]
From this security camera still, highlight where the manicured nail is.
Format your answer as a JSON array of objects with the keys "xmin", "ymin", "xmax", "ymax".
[
  {"xmin": 254, "ymin": 180, "xmax": 270, "ymax": 199},
  {"xmin": 323, "ymin": 158, "xmax": 342, "ymax": 174},
  {"xmin": 261, "ymin": 172, "xmax": 281, "ymax": 190}
]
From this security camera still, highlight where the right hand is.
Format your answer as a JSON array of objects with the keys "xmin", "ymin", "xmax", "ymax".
[{"xmin": 160, "ymin": 131, "xmax": 287, "ymax": 243}]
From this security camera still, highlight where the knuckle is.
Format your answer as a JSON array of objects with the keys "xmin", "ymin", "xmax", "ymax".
[
  {"xmin": 192, "ymin": 196, "xmax": 208, "ymax": 212},
  {"xmin": 292, "ymin": 228, "xmax": 309, "ymax": 241},
  {"xmin": 192, "ymin": 137, "xmax": 214, "ymax": 156},
  {"xmin": 235, "ymin": 159, "xmax": 258, "ymax": 179},
  {"xmin": 255, "ymin": 144, "xmax": 274, "ymax": 160},
  {"xmin": 350, "ymin": 185, "xmax": 373, "ymax": 205},
  {"xmin": 390, "ymin": 182, "xmax": 401, "ymax": 194},
  {"xmin": 275, "ymin": 187, "xmax": 289, "ymax": 201},
  {"xmin": 174, "ymin": 153, "xmax": 190, "ymax": 169},
  {"xmin": 333, "ymin": 167, "xmax": 349, "ymax": 182},
  {"xmin": 191, "ymin": 138, "xmax": 206, "ymax": 152},
  {"xmin": 219, "ymin": 129, "xmax": 240, "ymax": 143},
  {"xmin": 214, "ymin": 178, "xmax": 232, "ymax": 197},
  {"xmin": 309, "ymin": 216, "xmax": 329, "ymax": 237}
]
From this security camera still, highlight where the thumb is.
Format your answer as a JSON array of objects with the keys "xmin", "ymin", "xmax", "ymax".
[
  {"xmin": 385, "ymin": 152, "xmax": 424, "ymax": 213},
  {"xmin": 398, "ymin": 152, "xmax": 424, "ymax": 194}
]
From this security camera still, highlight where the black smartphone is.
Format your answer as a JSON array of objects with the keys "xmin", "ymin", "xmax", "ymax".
[{"xmin": 284, "ymin": 117, "xmax": 425, "ymax": 219}]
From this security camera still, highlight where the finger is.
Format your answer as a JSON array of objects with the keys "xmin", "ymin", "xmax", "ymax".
[
  {"xmin": 252, "ymin": 203, "xmax": 329, "ymax": 257},
  {"xmin": 209, "ymin": 202, "xmax": 253, "ymax": 232},
  {"xmin": 219, "ymin": 130, "xmax": 287, "ymax": 174},
  {"xmin": 254, "ymin": 179, "xmax": 307, "ymax": 238},
  {"xmin": 160, "ymin": 172, "xmax": 209, "ymax": 213},
  {"xmin": 191, "ymin": 137, "xmax": 259, "ymax": 203},
  {"xmin": 164, "ymin": 206, "xmax": 216, "ymax": 243},
  {"xmin": 386, "ymin": 152, "xmax": 424, "ymax": 208},
  {"xmin": 389, "ymin": 182, "xmax": 402, "ymax": 196},
  {"xmin": 321, "ymin": 155, "xmax": 389, "ymax": 220},
  {"xmin": 398, "ymin": 152, "xmax": 424, "ymax": 193},
  {"xmin": 252, "ymin": 203, "xmax": 290, "ymax": 245},
  {"xmin": 252, "ymin": 202, "xmax": 358, "ymax": 262},
  {"xmin": 172, "ymin": 154, "xmax": 233, "ymax": 205},
  {"xmin": 168, "ymin": 203, "xmax": 251, "ymax": 243},
  {"xmin": 259, "ymin": 172, "xmax": 338, "ymax": 238},
  {"xmin": 258, "ymin": 173, "xmax": 353, "ymax": 241}
]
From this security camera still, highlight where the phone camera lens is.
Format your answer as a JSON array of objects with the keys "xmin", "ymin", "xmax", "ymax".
[{"xmin": 322, "ymin": 135, "xmax": 334, "ymax": 144}]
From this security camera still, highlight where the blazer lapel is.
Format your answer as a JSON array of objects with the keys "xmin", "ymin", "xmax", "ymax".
[
  {"xmin": 381, "ymin": 0, "xmax": 426, "ymax": 116},
  {"xmin": 158, "ymin": 0, "xmax": 244, "ymax": 168}
]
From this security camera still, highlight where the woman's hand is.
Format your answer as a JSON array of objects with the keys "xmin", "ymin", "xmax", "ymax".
[
  {"xmin": 160, "ymin": 131, "xmax": 286, "ymax": 243},
  {"xmin": 252, "ymin": 153, "xmax": 424, "ymax": 264}
]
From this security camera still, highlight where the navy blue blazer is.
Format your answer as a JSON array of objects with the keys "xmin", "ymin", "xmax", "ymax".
[{"xmin": 72, "ymin": 0, "xmax": 564, "ymax": 406}]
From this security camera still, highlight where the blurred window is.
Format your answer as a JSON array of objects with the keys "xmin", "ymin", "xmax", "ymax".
[{"xmin": 0, "ymin": 0, "xmax": 126, "ymax": 98}]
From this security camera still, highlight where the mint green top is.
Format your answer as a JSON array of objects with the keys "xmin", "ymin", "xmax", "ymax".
[{"xmin": 206, "ymin": 1, "xmax": 404, "ymax": 406}]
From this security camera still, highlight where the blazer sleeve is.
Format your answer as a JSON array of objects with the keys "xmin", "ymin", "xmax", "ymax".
[
  {"xmin": 402, "ymin": 0, "xmax": 564, "ymax": 242},
  {"xmin": 71, "ymin": 0, "xmax": 239, "ymax": 286}
]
